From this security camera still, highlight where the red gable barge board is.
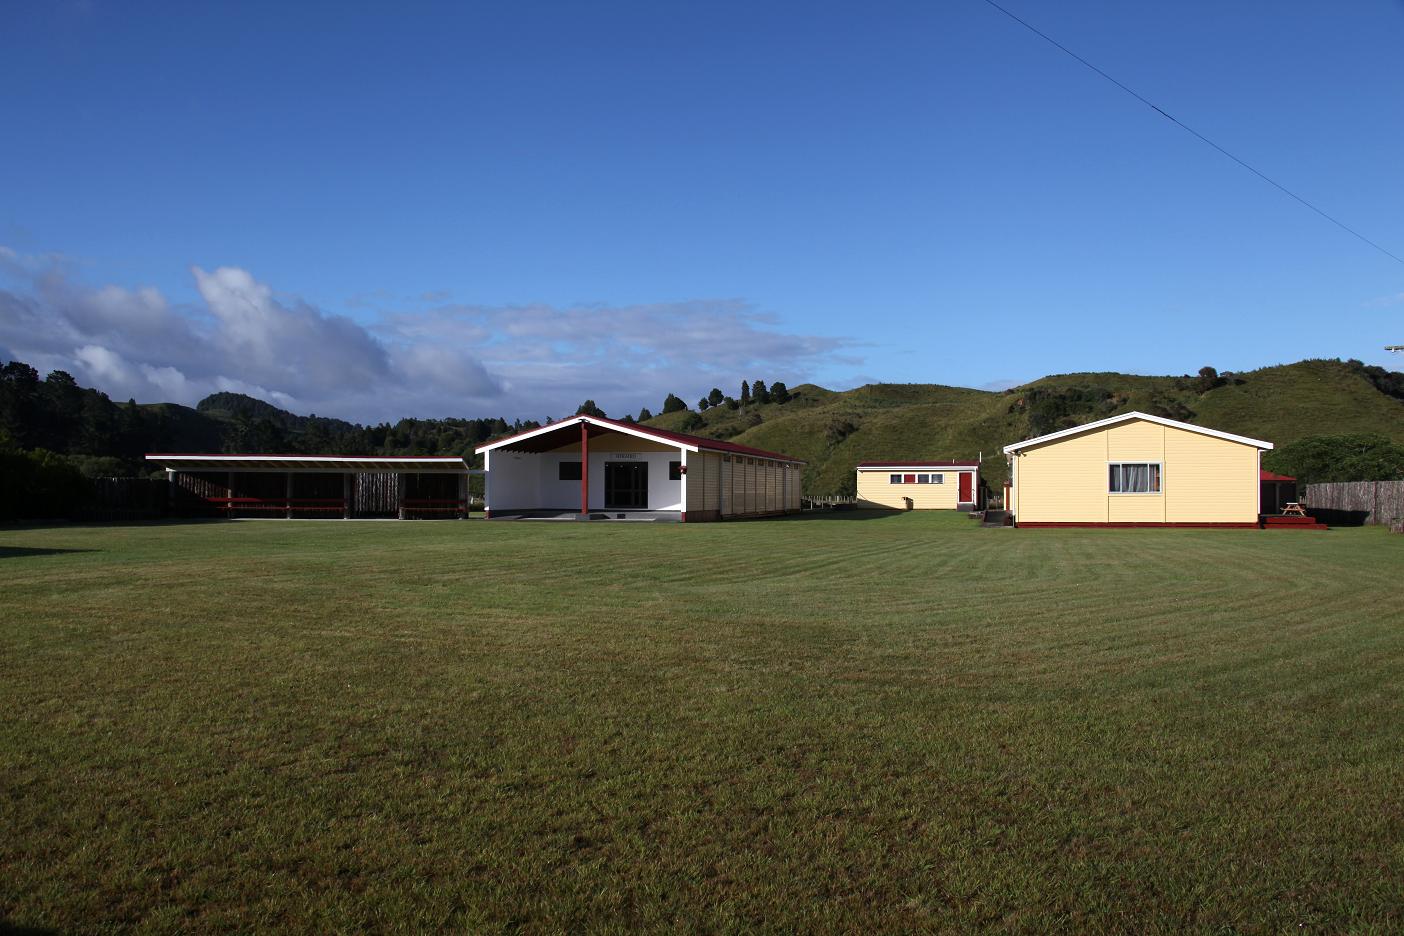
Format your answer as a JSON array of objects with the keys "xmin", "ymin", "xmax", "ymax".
[{"xmin": 477, "ymin": 413, "xmax": 802, "ymax": 463}]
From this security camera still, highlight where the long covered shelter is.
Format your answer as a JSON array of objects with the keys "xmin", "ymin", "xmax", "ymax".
[
  {"xmin": 145, "ymin": 454, "xmax": 480, "ymax": 519},
  {"xmin": 475, "ymin": 414, "xmax": 804, "ymax": 521}
]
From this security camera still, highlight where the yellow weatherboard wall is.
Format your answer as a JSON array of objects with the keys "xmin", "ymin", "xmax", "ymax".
[
  {"xmin": 856, "ymin": 468, "xmax": 977, "ymax": 510},
  {"xmin": 1008, "ymin": 415, "xmax": 1265, "ymax": 526}
]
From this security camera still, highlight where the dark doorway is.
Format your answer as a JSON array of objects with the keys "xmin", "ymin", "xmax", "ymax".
[{"xmin": 605, "ymin": 461, "xmax": 648, "ymax": 509}]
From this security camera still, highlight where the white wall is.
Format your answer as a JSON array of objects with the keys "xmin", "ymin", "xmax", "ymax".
[
  {"xmin": 491, "ymin": 448, "xmax": 684, "ymax": 511},
  {"xmin": 487, "ymin": 451, "xmax": 544, "ymax": 511}
]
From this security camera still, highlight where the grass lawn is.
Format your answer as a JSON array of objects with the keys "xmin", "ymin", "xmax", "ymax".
[{"xmin": 2, "ymin": 513, "xmax": 1402, "ymax": 932}]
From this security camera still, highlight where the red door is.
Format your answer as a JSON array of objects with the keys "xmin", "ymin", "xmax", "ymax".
[{"xmin": 958, "ymin": 472, "xmax": 972, "ymax": 503}]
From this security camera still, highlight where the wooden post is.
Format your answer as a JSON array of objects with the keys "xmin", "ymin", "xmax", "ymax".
[
  {"xmin": 397, "ymin": 473, "xmax": 407, "ymax": 520},
  {"xmin": 680, "ymin": 448, "xmax": 688, "ymax": 523},
  {"xmin": 580, "ymin": 421, "xmax": 589, "ymax": 515},
  {"xmin": 343, "ymin": 473, "xmax": 352, "ymax": 519},
  {"xmin": 483, "ymin": 451, "xmax": 491, "ymax": 519}
]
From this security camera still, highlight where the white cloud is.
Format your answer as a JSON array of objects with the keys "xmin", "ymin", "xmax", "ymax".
[
  {"xmin": 0, "ymin": 247, "xmax": 859, "ymax": 422},
  {"xmin": 192, "ymin": 265, "xmax": 394, "ymax": 399},
  {"xmin": 1364, "ymin": 291, "xmax": 1404, "ymax": 309},
  {"xmin": 978, "ymin": 378, "xmax": 1020, "ymax": 391},
  {"xmin": 73, "ymin": 344, "xmax": 141, "ymax": 388}
]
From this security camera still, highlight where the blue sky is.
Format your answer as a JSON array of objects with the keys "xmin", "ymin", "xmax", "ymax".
[{"xmin": 2, "ymin": 0, "xmax": 1402, "ymax": 422}]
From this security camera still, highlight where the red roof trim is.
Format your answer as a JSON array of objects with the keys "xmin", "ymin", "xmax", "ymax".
[
  {"xmin": 856, "ymin": 460, "xmax": 980, "ymax": 468},
  {"xmin": 1260, "ymin": 470, "xmax": 1296, "ymax": 482},
  {"xmin": 146, "ymin": 453, "xmax": 464, "ymax": 460},
  {"xmin": 478, "ymin": 413, "xmax": 804, "ymax": 463}
]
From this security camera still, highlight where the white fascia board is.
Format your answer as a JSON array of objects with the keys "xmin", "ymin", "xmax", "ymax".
[
  {"xmin": 474, "ymin": 416, "xmax": 699, "ymax": 455},
  {"xmin": 1002, "ymin": 411, "xmax": 1273, "ymax": 455},
  {"xmin": 145, "ymin": 454, "xmax": 467, "ymax": 464}
]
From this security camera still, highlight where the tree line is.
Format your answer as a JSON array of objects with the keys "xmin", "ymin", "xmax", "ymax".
[
  {"xmin": 0, "ymin": 358, "xmax": 542, "ymax": 476},
  {"xmin": 575, "ymin": 378, "xmax": 795, "ymax": 425}
]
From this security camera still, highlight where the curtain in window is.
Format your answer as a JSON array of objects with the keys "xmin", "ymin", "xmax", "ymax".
[{"xmin": 1110, "ymin": 463, "xmax": 1160, "ymax": 493}]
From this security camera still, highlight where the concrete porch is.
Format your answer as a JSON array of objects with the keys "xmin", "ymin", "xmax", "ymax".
[{"xmin": 486, "ymin": 509, "xmax": 681, "ymax": 522}]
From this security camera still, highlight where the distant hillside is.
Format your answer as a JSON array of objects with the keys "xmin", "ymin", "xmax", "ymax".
[
  {"xmin": 197, "ymin": 392, "xmax": 358, "ymax": 435},
  {"xmin": 5, "ymin": 356, "xmax": 1401, "ymax": 487},
  {"xmin": 644, "ymin": 360, "xmax": 1404, "ymax": 493},
  {"xmin": 0, "ymin": 363, "xmax": 535, "ymax": 475}
]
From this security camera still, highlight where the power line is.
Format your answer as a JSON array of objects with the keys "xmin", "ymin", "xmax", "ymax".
[{"xmin": 978, "ymin": 0, "xmax": 1404, "ymax": 266}]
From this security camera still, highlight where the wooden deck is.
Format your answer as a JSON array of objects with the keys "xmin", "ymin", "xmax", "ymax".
[{"xmin": 1262, "ymin": 514, "xmax": 1328, "ymax": 530}]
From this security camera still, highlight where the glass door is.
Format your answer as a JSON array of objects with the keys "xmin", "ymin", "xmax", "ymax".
[{"xmin": 604, "ymin": 461, "xmax": 648, "ymax": 509}]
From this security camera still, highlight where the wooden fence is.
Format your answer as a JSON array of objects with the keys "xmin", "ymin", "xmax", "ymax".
[
  {"xmin": 802, "ymin": 495, "xmax": 856, "ymax": 510},
  {"xmin": 1303, "ymin": 481, "xmax": 1404, "ymax": 526}
]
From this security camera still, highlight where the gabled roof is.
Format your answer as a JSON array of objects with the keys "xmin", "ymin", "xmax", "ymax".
[
  {"xmin": 856, "ymin": 460, "xmax": 979, "ymax": 469},
  {"xmin": 145, "ymin": 454, "xmax": 475, "ymax": 473},
  {"xmin": 1002, "ymin": 411, "xmax": 1273, "ymax": 455},
  {"xmin": 475, "ymin": 414, "xmax": 804, "ymax": 463}
]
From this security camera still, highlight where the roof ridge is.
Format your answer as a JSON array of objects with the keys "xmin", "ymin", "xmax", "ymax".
[
  {"xmin": 1003, "ymin": 411, "xmax": 1273, "ymax": 454},
  {"xmin": 476, "ymin": 413, "xmax": 804, "ymax": 463}
]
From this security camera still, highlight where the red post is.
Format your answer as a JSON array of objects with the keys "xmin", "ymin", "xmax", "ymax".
[{"xmin": 580, "ymin": 421, "xmax": 589, "ymax": 514}]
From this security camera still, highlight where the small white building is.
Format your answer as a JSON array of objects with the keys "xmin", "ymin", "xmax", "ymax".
[
  {"xmin": 855, "ymin": 461, "xmax": 981, "ymax": 510},
  {"xmin": 475, "ymin": 414, "xmax": 804, "ymax": 521}
]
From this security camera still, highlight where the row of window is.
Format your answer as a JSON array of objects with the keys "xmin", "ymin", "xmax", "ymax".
[
  {"xmin": 557, "ymin": 461, "xmax": 683, "ymax": 481},
  {"xmin": 890, "ymin": 473, "xmax": 944, "ymax": 485}
]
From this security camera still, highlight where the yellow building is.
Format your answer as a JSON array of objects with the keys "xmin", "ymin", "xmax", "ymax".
[
  {"xmin": 1003, "ymin": 412, "xmax": 1272, "ymax": 528},
  {"xmin": 855, "ymin": 461, "xmax": 981, "ymax": 510}
]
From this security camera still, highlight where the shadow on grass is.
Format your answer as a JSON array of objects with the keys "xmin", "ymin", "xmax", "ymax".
[
  {"xmin": 0, "ymin": 546, "xmax": 99, "ymax": 559},
  {"xmin": 1307, "ymin": 508, "xmax": 1371, "ymax": 527},
  {"xmin": 776, "ymin": 509, "xmax": 907, "ymax": 522},
  {"xmin": 1, "ymin": 517, "xmax": 233, "ymax": 532},
  {"xmin": 1, "ymin": 921, "xmax": 60, "ymax": 936}
]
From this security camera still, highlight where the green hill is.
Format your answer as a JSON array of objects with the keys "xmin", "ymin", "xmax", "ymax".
[
  {"xmin": 8, "ymin": 353, "xmax": 1400, "ymax": 488},
  {"xmin": 644, "ymin": 360, "xmax": 1404, "ymax": 494},
  {"xmin": 196, "ymin": 392, "xmax": 359, "ymax": 435}
]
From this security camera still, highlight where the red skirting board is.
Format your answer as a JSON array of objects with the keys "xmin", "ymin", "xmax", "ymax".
[{"xmin": 1015, "ymin": 522, "xmax": 1261, "ymax": 529}]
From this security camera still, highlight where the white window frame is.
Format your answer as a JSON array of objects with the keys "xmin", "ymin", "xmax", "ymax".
[
  {"xmin": 933, "ymin": 474, "xmax": 944, "ymax": 484},
  {"xmin": 1108, "ymin": 461, "xmax": 1163, "ymax": 495}
]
